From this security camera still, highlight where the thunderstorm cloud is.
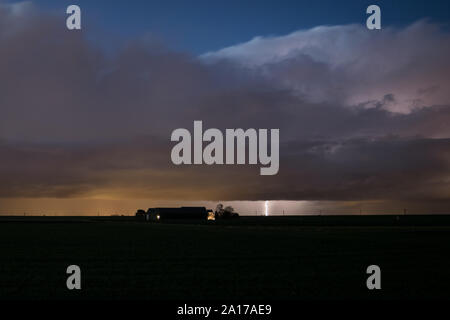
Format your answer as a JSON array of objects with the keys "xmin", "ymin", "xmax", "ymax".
[{"xmin": 0, "ymin": 3, "xmax": 449, "ymax": 213}]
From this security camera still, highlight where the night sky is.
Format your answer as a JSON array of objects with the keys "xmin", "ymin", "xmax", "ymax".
[{"xmin": 0, "ymin": 0, "xmax": 449, "ymax": 215}]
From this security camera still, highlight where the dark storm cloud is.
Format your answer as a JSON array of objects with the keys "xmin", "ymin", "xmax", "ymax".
[
  {"xmin": 0, "ymin": 3, "xmax": 449, "ymax": 206},
  {"xmin": 204, "ymin": 22, "xmax": 450, "ymax": 114}
]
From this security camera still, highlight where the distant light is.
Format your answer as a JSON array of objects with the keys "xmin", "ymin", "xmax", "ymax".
[
  {"xmin": 156, "ymin": 214, "xmax": 160, "ymax": 220},
  {"xmin": 207, "ymin": 211, "xmax": 215, "ymax": 221},
  {"xmin": 265, "ymin": 201, "xmax": 269, "ymax": 216}
]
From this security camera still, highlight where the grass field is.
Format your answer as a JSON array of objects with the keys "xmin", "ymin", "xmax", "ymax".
[{"xmin": 0, "ymin": 216, "xmax": 450, "ymax": 300}]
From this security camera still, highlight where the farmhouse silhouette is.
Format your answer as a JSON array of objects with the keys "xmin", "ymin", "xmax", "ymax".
[{"xmin": 135, "ymin": 204, "xmax": 239, "ymax": 221}]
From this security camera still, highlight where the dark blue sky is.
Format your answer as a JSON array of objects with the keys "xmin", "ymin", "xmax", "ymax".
[{"xmin": 23, "ymin": 0, "xmax": 450, "ymax": 53}]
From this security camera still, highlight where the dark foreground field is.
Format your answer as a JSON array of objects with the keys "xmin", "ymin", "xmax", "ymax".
[{"xmin": 0, "ymin": 216, "xmax": 450, "ymax": 300}]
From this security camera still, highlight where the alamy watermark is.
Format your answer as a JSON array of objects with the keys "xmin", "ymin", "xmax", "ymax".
[
  {"xmin": 170, "ymin": 121, "xmax": 279, "ymax": 175},
  {"xmin": 366, "ymin": 265, "xmax": 381, "ymax": 290},
  {"xmin": 66, "ymin": 265, "xmax": 81, "ymax": 290},
  {"xmin": 66, "ymin": 4, "xmax": 380, "ymax": 31},
  {"xmin": 366, "ymin": 5, "xmax": 381, "ymax": 30},
  {"xmin": 66, "ymin": 5, "xmax": 81, "ymax": 30}
]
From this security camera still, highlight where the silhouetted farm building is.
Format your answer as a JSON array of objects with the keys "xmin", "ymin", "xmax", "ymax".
[{"xmin": 136, "ymin": 207, "xmax": 215, "ymax": 221}]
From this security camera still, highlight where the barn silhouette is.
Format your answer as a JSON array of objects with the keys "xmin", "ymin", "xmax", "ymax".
[{"xmin": 136, "ymin": 207, "xmax": 215, "ymax": 221}]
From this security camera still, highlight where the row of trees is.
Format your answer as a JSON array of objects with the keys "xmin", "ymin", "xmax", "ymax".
[{"xmin": 215, "ymin": 204, "xmax": 239, "ymax": 219}]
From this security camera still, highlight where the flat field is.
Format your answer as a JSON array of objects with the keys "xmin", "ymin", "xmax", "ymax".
[{"xmin": 0, "ymin": 216, "xmax": 449, "ymax": 300}]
